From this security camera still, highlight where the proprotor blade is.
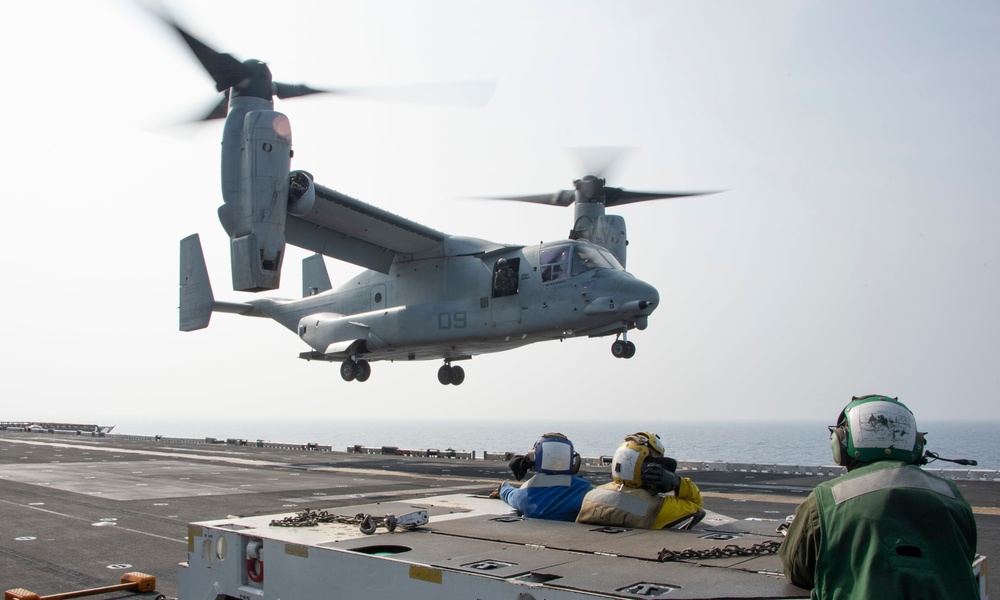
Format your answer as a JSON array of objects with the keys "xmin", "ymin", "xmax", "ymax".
[
  {"xmin": 163, "ymin": 18, "xmax": 250, "ymax": 92},
  {"xmin": 486, "ymin": 190, "xmax": 577, "ymax": 207},
  {"xmin": 199, "ymin": 92, "xmax": 229, "ymax": 121},
  {"xmin": 273, "ymin": 82, "xmax": 329, "ymax": 99},
  {"xmin": 603, "ymin": 188, "xmax": 720, "ymax": 207},
  {"xmin": 303, "ymin": 81, "xmax": 497, "ymax": 108},
  {"xmin": 573, "ymin": 147, "xmax": 632, "ymax": 181},
  {"xmin": 146, "ymin": 6, "xmax": 495, "ymax": 121}
]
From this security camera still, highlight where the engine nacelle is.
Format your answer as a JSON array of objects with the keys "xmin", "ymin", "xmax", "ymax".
[
  {"xmin": 220, "ymin": 100, "xmax": 292, "ymax": 292},
  {"xmin": 591, "ymin": 214, "xmax": 628, "ymax": 268},
  {"xmin": 287, "ymin": 170, "xmax": 316, "ymax": 216},
  {"xmin": 572, "ymin": 210, "xmax": 628, "ymax": 269}
]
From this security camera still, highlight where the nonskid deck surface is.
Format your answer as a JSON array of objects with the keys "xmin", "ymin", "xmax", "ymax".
[{"xmin": 2, "ymin": 431, "xmax": 997, "ymax": 598}]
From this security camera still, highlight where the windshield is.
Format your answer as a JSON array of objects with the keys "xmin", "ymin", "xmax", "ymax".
[
  {"xmin": 539, "ymin": 243, "xmax": 621, "ymax": 283},
  {"xmin": 571, "ymin": 244, "xmax": 620, "ymax": 276}
]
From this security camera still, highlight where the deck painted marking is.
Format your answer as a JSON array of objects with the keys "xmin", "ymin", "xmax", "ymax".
[{"xmin": 0, "ymin": 497, "xmax": 186, "ymax": 544}]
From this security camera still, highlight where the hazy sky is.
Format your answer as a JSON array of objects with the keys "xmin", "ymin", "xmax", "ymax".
[{"xmin": 1, "ymin": 1, "xmax": 997, "ymax": 424}]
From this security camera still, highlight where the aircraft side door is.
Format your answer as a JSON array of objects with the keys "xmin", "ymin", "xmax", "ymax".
[{"xmin": 490, "ymin": 257, "xmax": 521, "ymax": 325}]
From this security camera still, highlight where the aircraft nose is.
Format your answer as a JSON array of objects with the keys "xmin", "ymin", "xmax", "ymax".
[
  {"xmin": 632, "ymin": 278, "xmax": 659, "ymax": 314},
  {"xmin": 582, "ymin": 273, "xmax": 659, "ymax": 318}
]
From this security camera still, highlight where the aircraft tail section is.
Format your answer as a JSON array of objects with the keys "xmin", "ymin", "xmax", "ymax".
[
  {"xmin": 302, "ymin": 253, "xmax": 332, "ymax": 297},
  {"xmin": 180, "ymin": 234, "xmax": 215, "ymax": 331}
]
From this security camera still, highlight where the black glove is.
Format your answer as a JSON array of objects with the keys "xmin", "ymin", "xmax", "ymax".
[
  {"xmin": 662, "ymin": 456, "xmax": 678, "ymax": 473},
  {"xmin": 648, "ymin": 455, "xmax": 678, "ymax": 473},
  {"xmin": 508, "ymin": 454, "xmax": 532, "ymax": 481},
  {"xmin": 642, "ymin": 462, "xmax": 679, "ymax": 494}
]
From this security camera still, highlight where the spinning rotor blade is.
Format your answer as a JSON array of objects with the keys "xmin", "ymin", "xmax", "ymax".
[
  {"xmin": 574, "ymin": 146, "xmax": 632, "ymax": 181},
  {"xmin": 149, "ymin": 7, "xmax": 495, "ymax": 120},
  {"xmin": 487, "ymin": 190, "xmax": 576, "ymax": 207},
  {"xmin": 317, "ymin": 81, "xmax": 497, "ymax": 108},
  {"xmin": 168, "ymin": 22, "xmax": 249, "ymax": 92},
  {"xmin": 199, "ymin": 92, "xmax": 229, "ymax": 121},
  {"xmin": 603, "ymin": 188, "xmax": 717, "ymax": 207},
  {"xmin": 273, "ymin": 82, "xmax": 329, "ymax": 99},
  {"xmin": 488, "ymin": 186, "xmax": 714, "ymax": 208},
  {"xmin": 195, "ymin": 81, "xmax": 494, "ymax": 121}
]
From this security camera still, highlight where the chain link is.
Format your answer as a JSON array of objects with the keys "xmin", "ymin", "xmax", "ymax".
[
  {"xmin": 657, "ymin": 540, "xmax": 782, "ymax": 562},
  {"xmin": 270, "ymin": 509, "xmax": 398, "ymax": 534}
]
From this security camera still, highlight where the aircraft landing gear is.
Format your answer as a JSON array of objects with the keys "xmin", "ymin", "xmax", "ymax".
[
  {"xmin": 611, "ymin": 334, "xmax": 636, "ymax": 359},
  {"xmin": 437, "ymin": 362, "xmax": 466, "ymax": 386},
  {"xmin": 341, "ymin": 359, "xmax": 372, "ymax": 382}
]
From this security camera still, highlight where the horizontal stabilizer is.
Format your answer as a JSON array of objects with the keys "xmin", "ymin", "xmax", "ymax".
[
  {"xmin": 302, "ymin": 254, "xmax": 332, "ymax": 297},
  {"xmin": 179, "ymin": 234, "xmax": 214, "ymax": 331}
]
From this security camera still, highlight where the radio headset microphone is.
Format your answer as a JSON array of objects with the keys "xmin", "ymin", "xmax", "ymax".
[{"xmin": 922, "ymin": 451, "xmax": 978, "ymax": 467}]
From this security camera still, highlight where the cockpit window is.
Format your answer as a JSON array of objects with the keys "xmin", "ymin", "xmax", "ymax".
[
  {"xmin": 540, "ymin": 244, "xmax": 571, "ymax": 283},
  {"xmin": 540, "ymin": 243, "xmax": 620, "ymax": 283}
]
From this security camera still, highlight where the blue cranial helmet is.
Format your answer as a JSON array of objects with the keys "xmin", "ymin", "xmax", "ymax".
[{"xmin": 529, "ymin": 433, "xmax": 579, "ymax": 475}]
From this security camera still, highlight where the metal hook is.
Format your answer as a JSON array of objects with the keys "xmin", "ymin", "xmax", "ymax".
[{"xmin": 359, "ymin": 514, "xmax": 377, "ymax": 535}]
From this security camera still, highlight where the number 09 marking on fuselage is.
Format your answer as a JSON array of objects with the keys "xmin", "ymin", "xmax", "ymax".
[{"xmin": 437, "ymin": 311, "xmax": 467, "ymax": 329}]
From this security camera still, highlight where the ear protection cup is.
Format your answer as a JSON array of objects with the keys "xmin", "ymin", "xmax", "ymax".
[
  {"xmin": 611, "ymin": 441, "xmax": 650, "ymax": 487},
  {"xmin": 571, "ymin": 451, "xmax": 581, "ymax": 474},
  {"xmin": 830, "ymin": 425, "xmax": 848, "ymax": 466}
]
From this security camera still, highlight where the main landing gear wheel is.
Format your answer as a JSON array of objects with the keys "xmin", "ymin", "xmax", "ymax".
[
  {"xmin": 437, "ymin": 364, "xmax": 466, "ymax": 385},
  {"xmin": 341, "ymin": 359, "xmax": 372, "ymax": 382},
  {"xmin": 355, "ymin": 360, "xmax": 372, "ymax": 382},
  {"xmin": 611, "ymin": 339, "xmax": 637, "ymax": 359}
]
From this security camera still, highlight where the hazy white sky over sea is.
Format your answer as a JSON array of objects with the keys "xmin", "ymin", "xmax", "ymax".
[{"xmin": 1, "ymin": 1, "xmax": 997, "ymax": 423}]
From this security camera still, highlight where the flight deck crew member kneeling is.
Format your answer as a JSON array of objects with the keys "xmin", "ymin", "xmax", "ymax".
[
  {"xmin": 577, "ymin": 432, "xmax": 703, "ymax": 529},
  {"xmin": 498, "ymin": 433, "xmax": 593, "ymax": 521},
  {"xmin": 779, "ymin": 395, "xmax": 979, "ymax": 599}
]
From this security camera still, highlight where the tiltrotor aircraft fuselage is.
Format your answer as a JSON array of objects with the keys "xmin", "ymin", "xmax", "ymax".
[{"xmin": 171, "ymin": 17, "xmax": 709, "ymax": 385}]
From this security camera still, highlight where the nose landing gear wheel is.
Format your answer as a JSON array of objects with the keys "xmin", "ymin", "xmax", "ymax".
[{"xmin": 611, "ymin": 339, "xmax": 637, "ymax": 359}]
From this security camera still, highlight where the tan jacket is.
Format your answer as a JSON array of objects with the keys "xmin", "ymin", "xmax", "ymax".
[{"xmin": 577, "ymin": 478, "xmax": 702, "ymax": 529}]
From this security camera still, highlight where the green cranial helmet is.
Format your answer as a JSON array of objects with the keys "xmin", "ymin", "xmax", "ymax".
[{"xmin": 832, "ymin": 395, "xmax": 924, "ymax": 465}]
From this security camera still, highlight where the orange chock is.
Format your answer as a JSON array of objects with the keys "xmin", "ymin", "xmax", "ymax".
[
  {"xmin": 120, "ymin": 573, "xmax": 156, "ymax": 592},
  {"xmin": 5, "ymin": 572, "xmax": 156, "ymax": 600}
]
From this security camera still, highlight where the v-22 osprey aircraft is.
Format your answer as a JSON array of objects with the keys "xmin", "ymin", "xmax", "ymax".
[{"xmin": 172, "ymin": 18, "xmax": 714, "ymax": 386}]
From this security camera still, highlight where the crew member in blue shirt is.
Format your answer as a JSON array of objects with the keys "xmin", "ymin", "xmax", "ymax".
[{"xmin": 497, "ymin": 432, "xmax": 593, "ymax": 521}]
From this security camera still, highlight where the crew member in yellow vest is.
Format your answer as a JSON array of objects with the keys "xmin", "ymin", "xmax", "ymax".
[{"xmin": 577, "ymin": 432, "xmax": 703, "ymax": 529}]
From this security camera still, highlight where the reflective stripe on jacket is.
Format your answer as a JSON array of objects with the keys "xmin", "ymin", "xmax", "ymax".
[{"xmin": 577, "ymin": 478, "xmax": 703, "ymax": 530}]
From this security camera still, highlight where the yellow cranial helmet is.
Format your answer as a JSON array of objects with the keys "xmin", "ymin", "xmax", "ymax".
[
  {"xmin": 626, "ymin": 431, "xmax": 665, "ymax": 458},
  {"xmin": 611, "ymin": 440, "xmax": 649, "ymax": 488}
]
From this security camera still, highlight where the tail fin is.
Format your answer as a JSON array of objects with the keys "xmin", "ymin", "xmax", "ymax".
[
  {"xmin": 302, "ymin": 253, "xmax": 332, "ymax": 297},
  {"xmin": 179, "ymin": 234, "xmax": 215, "ymax": 331}
]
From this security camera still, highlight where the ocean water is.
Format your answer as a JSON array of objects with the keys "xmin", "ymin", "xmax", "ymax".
[{"xmin": 109, "ymin": 418, "xmax": 1000, "ymax": 471}]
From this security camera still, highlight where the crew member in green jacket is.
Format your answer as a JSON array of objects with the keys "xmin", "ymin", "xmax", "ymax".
[{"xmin": 779, "ymin": 395, "xmax": 979, "ymax": 599}]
